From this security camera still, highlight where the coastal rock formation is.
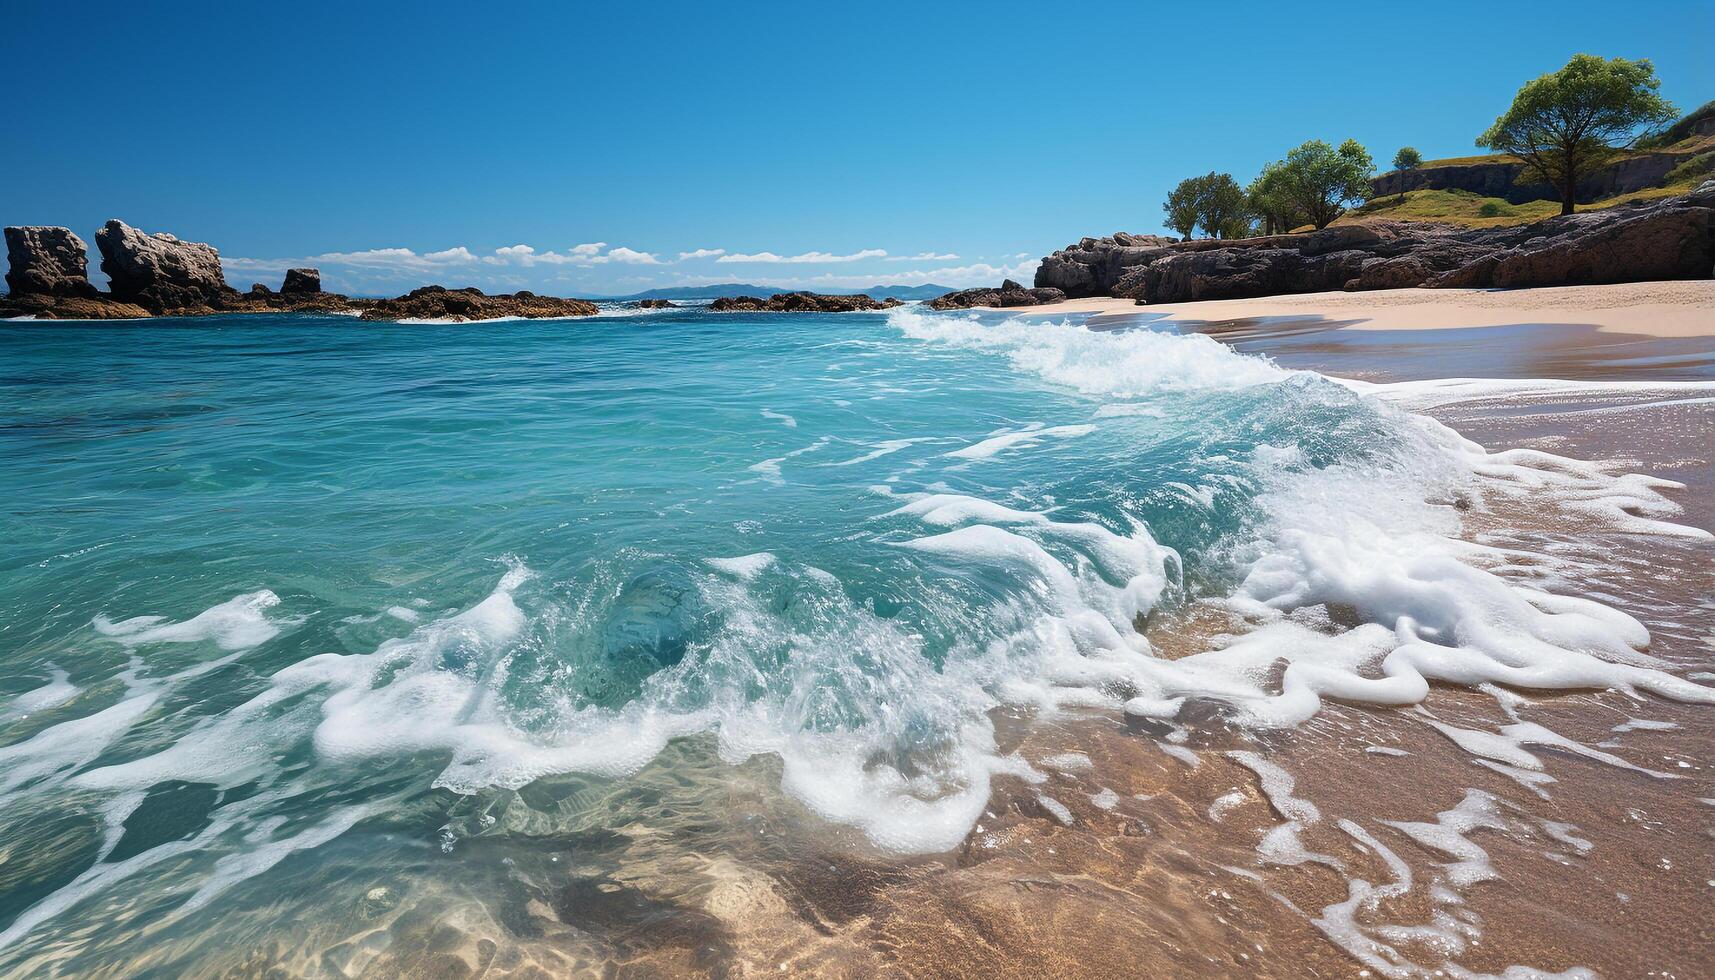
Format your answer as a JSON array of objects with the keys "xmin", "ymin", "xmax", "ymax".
[
  {"xmin": 707, "ymin": 292, "xmax": 902, "ymax": 313},
  {"xmin": 0, "ymin": 293, "xmax": 152, "ymax": 319},
  {"xmin": 357, "ymin": 285, "xmax": 598, "ymax": 321},
  {"xmin": 281, "ymin": 268, "xmax": 321, "ymax": 294},
  {"xmin": 1037, "ymin": 182, "xmax": 1715, "ymax": 304},
  {"xmin": 4, "ymin": 226, "xmax": 98, "ymax": 298},
  {"xmin": 1434, "ymin": 184, "xmax": 1715, "ymax": 289},
  {"xmin": 95, "ymin": 219, "xmax": 232, "ymax": 312},
  {"xmin": 1366, "ymin": 154, "xmax": 1699, "ymax": 204},
  {"xmin": 634, "ymin": 299, "xmax": 675, "ymax": 308},
  {"xmin": 927, "ymin": 279, "xmax": 1067, "ymax": 310}
]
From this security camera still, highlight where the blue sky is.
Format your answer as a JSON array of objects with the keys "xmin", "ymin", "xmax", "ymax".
[{"xmin": 6, "ymin": 1, "xmax": 1710, "ymax": 295}]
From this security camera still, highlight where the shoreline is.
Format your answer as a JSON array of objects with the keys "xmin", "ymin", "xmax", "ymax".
[
  {"xmin": 927, "ymin": 288, "xmax": 1715, "ymax": 978},
  {"xmin": 984, "ymin": 280, "xmax": 1715, "ymax": 339}
]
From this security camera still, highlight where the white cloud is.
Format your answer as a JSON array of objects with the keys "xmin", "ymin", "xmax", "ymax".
[
  {"xmin": 483, "ymin": 247, "xmax": 624, "ymax": 271},
  {"xmin": 674, "ymin": 258, "xmax": 1037, "ymax": 291},
  {"xmin": 224, "ymin": 246, "xmax": 480, "ymax": 278},
  {"xmin": 601, "ymin": 246, "xmax": 660, "ymax": 265},
  {"xmin": 676, "ymin": 248, "xmax": 726, "ymax": 261},
  {"xmin": 885, "ymin": 251, "xmax": 959, "ymax": 262},
  {"xmin": 716, "ymin": 248, "xmax": 888, "ymax": 264}
]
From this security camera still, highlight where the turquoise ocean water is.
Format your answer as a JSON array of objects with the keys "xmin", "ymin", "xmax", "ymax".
[{"xmin": 0, "ymin": 304, "xmax": 1703, "ymax": 973}]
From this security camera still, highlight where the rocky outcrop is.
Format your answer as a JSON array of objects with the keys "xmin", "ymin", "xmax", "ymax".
[
  {"xmin": 357, "ymin": 286, "xmax": 598, "ymax": 321},
  {"xmin": 0, "ymin": 293, "xmax": 151, "ymax": 319},
  {"xmin": 927, "ymin": 279, "xmax": 1067, "ymax": 310},
  {"xmin": 633, "ymin": 299, "xmax": 675, "ymax": 309},
  {"xmin": 1432, "ymin": 185, "xmax": 1715, "ymax": 289},
  {"xmin": 95, "ymin": 219, "xmax": 232, "ymax": 312},
  {"xmin": 281, "ymin": 268, "xmax": 321, "ymax": 294},
  {"xmin": 4, "ymin": 226, "xmax": 98, "ymax": 298},
  {"xmin": 707, "ymin": 292, "xmax": 902, "ymax": 312},
  {"xmin": 1036, "ymin": 182, "xmax": 1715, "ymax": 304},
  {"xmin": 1116, "ymin": 247, "xmax": 1370, "ymax": 304},
  {"xmin": 1368, "ymin": 150, "xmax": 1700, "ymax": 204}
]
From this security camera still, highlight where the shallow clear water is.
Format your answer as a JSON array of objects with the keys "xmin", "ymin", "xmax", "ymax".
[{"xmin": 0, "ymin": 306, "xmax": 1705, "ymax": 972}]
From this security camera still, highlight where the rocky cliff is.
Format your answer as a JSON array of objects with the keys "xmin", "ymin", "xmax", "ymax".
[
  {"xmin": 1368, "ymin": 151, "xmax": 1698, "ymax": 204},
  {"xmin": 1034, "ymin": 181, "xmax": 1715, "ymax": 304}
]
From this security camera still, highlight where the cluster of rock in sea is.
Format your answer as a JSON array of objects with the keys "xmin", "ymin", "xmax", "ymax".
[
  {"xmin": 0, "ymin": 220, "xmax": 606, "ymax": 322},
  {"xmin": 707, "ymin": 292, "xmax": 904, "ymax": 313},
  {"xmin": 1034, "ymin": 180, "xmax": 1715, "ymax": 303}
]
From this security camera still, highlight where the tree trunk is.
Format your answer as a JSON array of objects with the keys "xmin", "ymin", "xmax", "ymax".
[{"xmin": 1561, "ymin": 166, "xmax": 1577, "ymax": 216}]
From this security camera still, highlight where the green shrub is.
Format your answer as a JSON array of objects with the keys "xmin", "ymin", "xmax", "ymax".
[
  {"xmin": 1477, "ymin": 201, "xmax": 1512, "ymax": 217},
  {"xmin": 1665, "ymin": 151, "xmax": 1715, "ymax": 185}
]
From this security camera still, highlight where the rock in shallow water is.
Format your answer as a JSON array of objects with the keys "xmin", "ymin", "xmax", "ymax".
[
  {"xmin": 708, "ymin": 292, "xmax": 902, "ymax": 313},
  {"xmin": 927, "ymin": 280, "xmax": 1067, "ymax": 310},
  {"xmin": 357, "ymin": 284, "xmax": 598, "ymax": 321},
  {"xmin": 281, "ymin": 267, "xmax": 321, "ymax": 294}
]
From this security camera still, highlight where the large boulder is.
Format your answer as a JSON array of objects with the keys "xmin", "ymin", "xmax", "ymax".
[
  {"xmin": 1130, "ymin": 247, "xmax": 1371, "ymax": 304},
  {"xmin": 1035, "ymin": 238, "xmax": 1177, "ymax": 298},
  {"xmin": 4, "ymin": 226, "xmax": 98, "ymax": 298},
  {"xmin": 281, "ymin": 268, "xmax": 321, "ymax": 294},
  {"xmin": 95, "ymin": 219, "xmax": 231, "ymax": 312}
]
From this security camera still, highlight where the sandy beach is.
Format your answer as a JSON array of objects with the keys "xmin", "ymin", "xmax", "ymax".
[{"xmin": 989, "ymin": 280, "xmax": 1715, "ymax": 338}]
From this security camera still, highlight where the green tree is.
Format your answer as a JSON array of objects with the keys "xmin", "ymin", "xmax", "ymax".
[
  {"xmin": 1391, "ymin": 146, "xmax": 1422, "ymax": 202},
  {"xmin": 1246, "ymin": 163, "xmax": 1306, "ymax": 235},
  {"xmin": 1162, "ymin": 179, "xmax": 1202, "ymax": 240},
  {"xmin": 1196, "ymin": 172, "xmax": 1253, "ymax": 239},
  {"xmin": 1477, "ymin": 54, "xmax": 1676, "ymax": 215},
  {"xmin": 1163, "ymin": 172, "xmax": 1256, "ymax": 240},
  {"xmin": 1271, "ymin": 139, "xmax": 1375, "ymax": 230}
]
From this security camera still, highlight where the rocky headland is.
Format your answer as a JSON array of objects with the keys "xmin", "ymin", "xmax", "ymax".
[
  {"xmin": 1, "ymin": 220, "xmax": 600, "ymax": 322},
  {"xmin": 1030, "ymin": 180, "xmax": 1715, "ymax": 305},
  {"xmin": 708, "ymin": 292, "xmax": 903, "ymax": 312}
]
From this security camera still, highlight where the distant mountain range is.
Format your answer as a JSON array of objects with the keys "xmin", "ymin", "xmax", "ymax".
[{"xmin": 595, "ymin": 283, "xmax": 957, "ymax": 302}]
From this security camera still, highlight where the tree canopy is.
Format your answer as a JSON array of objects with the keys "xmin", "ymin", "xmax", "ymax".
[
  {"xmin": 1161, "ymin": 172, "xmax": 1255, "ymax": 240},
  {"xmin": 1246, "ymin": 163, "xmax": 1304, "ymax": 236},
  {"xmin": 1266, "ymin": 139, "xmax": 1375, "ymax": 230},
  {"xmin": 1392, "ymin": 146, "xmax": 1423, "ymax": 171},
  {"xmin": 1477, "ymin": 54, "xmax": 1676, "ymax": 214},
  {"xmin": 1163, "ymin": 180, "xmax": 1201, "ymax": 240}
]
